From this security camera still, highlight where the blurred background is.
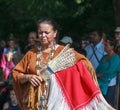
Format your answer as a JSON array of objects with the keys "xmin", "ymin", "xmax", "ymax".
[{"xmin": 0, "ymin": 0, "xmax": 120, "ymax": 46}]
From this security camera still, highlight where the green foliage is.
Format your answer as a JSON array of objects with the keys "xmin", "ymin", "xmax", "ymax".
[
  {"xmin": 0, "ymin": 0, "xmax": 116, "ymax": 42},
  {"xmin": 85, "ymin": 0, "xmax": 115, "ymax": 35}
]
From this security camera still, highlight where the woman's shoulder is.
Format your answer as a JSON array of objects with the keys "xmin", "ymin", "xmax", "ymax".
[
  {"xmin": 56, "ymin": 44, "xmax": 64, "ymax": 50},
  {"xmin": 112, "ymin": 53, "xmax": 120, "ymax": 60},
  {"xmin": 55, "ymin": 44, "xmax": 83, "ymax": 61},
  {"xmin": 74, "ymin": 50, "xmax": 87, "ymax": 61}
]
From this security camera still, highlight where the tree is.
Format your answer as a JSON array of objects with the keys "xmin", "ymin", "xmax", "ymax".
[
  {"xmin": 113, "ymin": 0, "xmax": 120, "ymax": 26},
  {"xmin": 0, "ymin": 0, "xmax": 119, "ymax": 41}
]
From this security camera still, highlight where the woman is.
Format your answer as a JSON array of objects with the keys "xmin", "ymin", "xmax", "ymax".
[
  {"xmin": 12, "ymin": 18, "xmax": 115, "ymax": 110},
  {"xmin": 0, "ymin": 38, "xmax": 20, "ymax": 80},
  {"xmin": 96, "ymin": 37, "xmax": 120, "ymax": 107}
]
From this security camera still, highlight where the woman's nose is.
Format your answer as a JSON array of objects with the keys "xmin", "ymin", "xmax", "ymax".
[{"xmin": 41, "ymin": 32, "xmax": 46, "ymax": 37}]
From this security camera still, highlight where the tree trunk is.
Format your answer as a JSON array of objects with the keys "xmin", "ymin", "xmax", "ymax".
[{"xmin": 113, "ymin": 0, "xmax": 120, "ymax": 26}]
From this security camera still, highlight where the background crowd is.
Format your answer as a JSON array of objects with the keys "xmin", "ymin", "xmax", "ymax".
[{"xmin": 0, "ymin": 26, "xmax": 120, "ymax": 109}]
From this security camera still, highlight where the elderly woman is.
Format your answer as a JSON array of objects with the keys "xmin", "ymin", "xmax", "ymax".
[{"xmin": 12, "ymin": 18, "xmax": 115, "ymax": 110}]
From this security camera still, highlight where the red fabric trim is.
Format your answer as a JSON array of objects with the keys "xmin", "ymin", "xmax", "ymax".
[{"xmin": 55, "ymin": 61, "xmax": 100, "ymax": 110}]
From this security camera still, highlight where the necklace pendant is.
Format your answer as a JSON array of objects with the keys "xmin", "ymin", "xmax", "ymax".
[{"xmin": 37, "ymin": 58, "xmax": 41, "ymax": 61}]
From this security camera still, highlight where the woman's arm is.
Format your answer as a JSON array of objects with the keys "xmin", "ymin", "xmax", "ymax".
[{"xmin": 19, "ymin": 73, "xmax": 42, "ymax": 87}]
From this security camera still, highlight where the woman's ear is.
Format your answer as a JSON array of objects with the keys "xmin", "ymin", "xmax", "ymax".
[{"xmin": 53, "ymin": 30, "xmax": 58, "ymax": 38}]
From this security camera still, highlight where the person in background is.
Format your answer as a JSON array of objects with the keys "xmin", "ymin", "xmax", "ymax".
[
  {"xmin": 96, "ymin": 36, "xmax": 120, "ymax": 108},
  {"xmin": 2, "ymin": 85, "xmax": 20, "ymax": 110},
  {"xmin": 0, "ymin": 40, "xmax": 6, "ymax": 80},
  {"xmin": 115, "ymin": 45, "xmax": 120, "ymax": 110},
  {"xmin": 85, "ymin": 30, "xmax": 106, "ymax": 70},
  {"xmin": 24, "ymin": 31, "xmax": 37, "ymax": 54},
  {"xmin": 71, "ymin": 38, "xmax": 87, "ymax": 57},
  {"xmin": 59, "ymin": 35, "xmax": 73, "ymax": 46},
  {"xmin": 115, "ymin": 27, "xmax": 120, "ymax": 47},
  {"xmin": 0, "ymin": 40, "xmax": 6, "ymax": 62},
  {"xmin": 114, "ymin": 27, "xmax": 120, "ymax": 110},
  {"xmin": 81, "ymin": 39, "xmax": 89, "ymax": 49},
  {"xmin": 79, "ymin": 36, "xmax": 90, "ymax": 56},
  {"xmin": 0, "ymin": 38, "xmax": 20, "ymax": 80},
  {"xmin": 8, "ymin": 33, "xmax": 21, "ymax": 54},
  {"xmin": 12, "ymin": 18, "xmax": 115, "ymax": 110}
]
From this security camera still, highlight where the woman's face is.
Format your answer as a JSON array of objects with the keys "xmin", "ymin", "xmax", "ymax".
[
  {"xmin": 10, "ymin": 90, "xmax": 17, "ymax": 103},
  {"xmin": 104, "ymin": 41, "xmax": 114, "ymax": 53},
  {"xmin": 8, "ymin": 40, "xmax": 15, "ymax": 49},
  {"xmin": 90, "ymin": 32, "xmax": 101, "ymax": 44},
  {"xmin": 38, "ymin": 23, "xmax": 57, "ymax": 47},
  {"xmin": 28, "ymin": 32, "xmax": 37, "ymax": 45}
]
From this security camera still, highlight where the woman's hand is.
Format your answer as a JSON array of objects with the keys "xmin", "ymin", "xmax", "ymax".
[
  {"xmin": 19, "ymin": 74, "xmax": 43, "ymax": 87},
  {"xmin": 27, "ymin": 75, "xmax": 43, "ymax": 87}
]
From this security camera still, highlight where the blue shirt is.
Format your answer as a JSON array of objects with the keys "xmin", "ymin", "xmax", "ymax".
[{"xmin": 85, "ymin": 42, "xmax": 106, "ymax": 70}]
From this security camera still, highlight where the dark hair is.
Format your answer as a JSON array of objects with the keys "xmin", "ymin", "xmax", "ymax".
[
  {"xmin": 96, "ymin": 31, "xmax": 103, "ymax": 38},
  {"xmin": 37, "ymin": 18, "xmax": 59, "ymax": 32},
  {"xmin": 106, "ymin": 36, "xmax": 115, "ymax": 47},
  {"xmin": 91, "ymin": 30, "xmax": 103, "ymax": 39}
]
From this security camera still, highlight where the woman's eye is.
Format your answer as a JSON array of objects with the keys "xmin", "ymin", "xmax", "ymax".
[{"xmin": 39, "ymin": 31, "xmax": 50, "ymax": 34}]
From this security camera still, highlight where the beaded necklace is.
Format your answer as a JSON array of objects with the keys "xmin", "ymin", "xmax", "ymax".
[
  {"xmin": 36, "ymin": 44, "xmax": 56, "ymax": 109},
  {"xmin": 36, "ymin": 44, "xmax": 56, "ymax": 75}
]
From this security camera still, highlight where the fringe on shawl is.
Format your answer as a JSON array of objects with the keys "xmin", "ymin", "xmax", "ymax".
[
  {"xmin": 81, "ymin": 94, "xmax": 116, "ymax": 110},
  {"xmin": 47, "ymin": 75, "xmax": 70, "ymax": 110},
  {"xmin": 21, "ymin": 84, "xmax": 41, "ymax": 110},
  {"xmin": 27, "ymin": 85, "xmax": 35, "ymax": 108},
  {"xmin": 47, "ymin": 75, "xmax": 116, "ymax": 110}
]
